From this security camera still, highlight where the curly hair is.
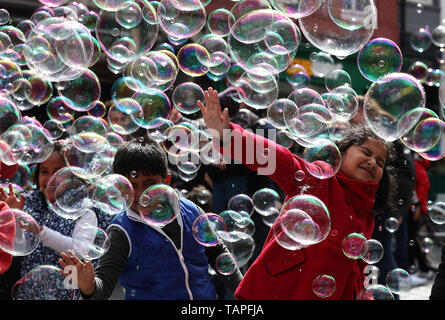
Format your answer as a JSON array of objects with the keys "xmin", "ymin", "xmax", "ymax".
[{"xmin": 335, "ymin": 124, "xmax": 398, "ymax": 214}]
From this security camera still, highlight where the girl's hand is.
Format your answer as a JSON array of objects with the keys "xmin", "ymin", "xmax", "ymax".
[
  {"xmin": 59, "ymin": 250, "xmax": 96, "ymax": 296},
  {"xmin": 197, "ymin": 87, "xmax": 230, "ymax": 141},
  {"xmin": 0, "ymin": 184, "xmax": 25, "ymax": 210}
]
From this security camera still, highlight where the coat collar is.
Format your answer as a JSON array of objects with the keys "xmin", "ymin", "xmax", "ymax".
[{"xmin": 335, "ymin": 170, "xmax": 379, "ymax": 216}]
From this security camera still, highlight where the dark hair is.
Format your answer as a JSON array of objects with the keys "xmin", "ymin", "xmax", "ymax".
[
  {"xmin": 112, "ymin": 135, "xmax": 169, "ymax": 178},
  {"xmin": 185, "ymin": 184, "xmax": 213, "ymax": 213},
  {"xmin": 335, "ymin": 124, "xmax": 397, "ymax": 213},
  {"xmin": 34, "ymin": 139, "xmax": 70, "ymax": 190}
]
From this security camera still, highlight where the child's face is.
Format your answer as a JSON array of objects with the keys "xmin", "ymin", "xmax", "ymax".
[
  {"xmin": 39, "ymin": 152, "xmax": 66, "ymax": 196},
  {"xmin": 340, "ymin": 138, "xmax": 387, "ymax": 184},
  {"xmin": 128, "ymin": 171, "xmax": 171, "ymax": 213}
]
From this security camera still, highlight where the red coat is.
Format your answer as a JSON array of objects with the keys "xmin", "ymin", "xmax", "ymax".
[
  {"xmin": 220, "ymin": 123, "xmax": 378, "ymax": 300},
  {"xmin": 414, "ymin": 159, "xmax": 430, "ymax": 214},
  {"xmin": 0, "ymin": 162, "xmax": 18, "ymax": 179},
  {"xmin": 0, "ymin": 201, "xmax": 14, "ymax": 275}
]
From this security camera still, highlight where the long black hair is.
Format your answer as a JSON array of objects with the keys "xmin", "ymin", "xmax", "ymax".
[{"xmin": 335, "ymin": 124, "xmax": 398, "ymax": 214}]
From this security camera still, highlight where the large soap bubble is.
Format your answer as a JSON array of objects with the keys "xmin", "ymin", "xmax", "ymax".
[
  {"xmin": 95, "ymin": 0, "xmax": 159, "ymax": 64},
  {"xmin": 0, "ymin": 208, "xmax": 40, "ymax": 256},
  {"xmin": 138, "ymin": 184, "xmax": 180, "ymax": 227},
  {"xmin": 94, "ymin": 174, "xmax": 135, "ymax": 215},
  {"xmin": 299, "ymin": 0, "xmax": 376, "ymax": 59},
  {"xmin": 72, "ymin": 223, "xmax": 110, "ymax": 260},
  {"xmin": 364, "ymin": 73, "xmax": 426, "ymax": 141},
  {"xmin": 12, "ymin": 265, "xmax": 75, "ymax": 300}
]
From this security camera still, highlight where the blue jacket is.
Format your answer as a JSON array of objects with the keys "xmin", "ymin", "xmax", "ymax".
[{"xmin": 110, "ymin": 197, "xmax": 216, "ymax": 300}]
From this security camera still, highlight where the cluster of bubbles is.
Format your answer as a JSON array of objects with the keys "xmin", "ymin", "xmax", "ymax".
[{"xmin": 0, "ymin": 0, "xmax": 443, "ymax": 300}]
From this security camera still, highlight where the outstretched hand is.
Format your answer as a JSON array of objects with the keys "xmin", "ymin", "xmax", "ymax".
[
  {"xmin": 59, "ymin": 250, "xmax": 96, "ymax": 296},
  {"xmin": 197, "ymin": 87, "xmax": 230, "ymax": 141},
  {"xmin": 0, "ymin": 183, "xmax": 25, "ymax": 210}
]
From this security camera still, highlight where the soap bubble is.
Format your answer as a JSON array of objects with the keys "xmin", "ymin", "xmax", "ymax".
[
  {"xmin": 191, "ymin": 213, "xmax": 226, "ymax": 247},
  {"xmin": 138, "ymin": 184, "xmax": 180, "ymax": 227},
  {"xmin": 302, "ymin": 139, "xmax": 342, "ymax": 179},
  {"xmin": 279, "ymin": 194, "xmax": 330, "ymax": 246},
  {"xmin": 362, "ymin": 239, "xmax": 384, "ymax": 264},
  {"xmin": 218, "ymin": 230, "xmax": 255, "ymax": 268},
  {"xmin": 162, "ymin": 124, "xmax": 199, "ymax": 157},
  {"xmin": 328, "ymin": 0, "xmax": 375, "ymax": 30},
  {"xmin": 357, "ymin": 284, "xmax": 394, "ymax": 300},
  {"xmin": 364, "ymin": 73, "xmax": 426, "ymax": 141},
  {"xmin": 421, "ymin": 237, "xmax": 434, "ymax": 253},
  {"xmin": 270, "ymin": 0, "xmax": 323, "ymax": 19},
  {"xmin": 385, "ymin": 268, "xmax": 411, "ymax": 294},
  {"xmin": 312, "ymin": 274, "xmax": 336, "ymax": 298},
  {"xmin": 215, "ymin": 252, "xmax": 237, "ymax": 275},
  {"xmin": 228, "ymin": 194, "xmax": 254, "ymax": 217},
  {"xmin": 407, "ymin": 61, "xmax": 429, "ymax": 83},
  {"xmin": 94, "ymin": 174, "xmax": 135, "ymax": 215},
  {"xmin": 131, "ymin": 89, "xmax": 172, "ymax": 129},
  {"xmin": 410, "ymin": 27, "xmax": 432, "ymax": 53},
  {"xmin": 146, "ymin": 117, "xmax": 173, "ymax": 143},
  {"xmin": 0, "ymin": 208, "xmax": 40, "ymax": 256},
  {"xmin": 219, "ymin": 210, "xmax": 255, "ymax": 236},
  {"xmin": 45, "ymin": 166, "xmax": 94, "ymax": 219},
  {"xmin": 95, "ymin": 0, "xmax": 159, "ymax": 64},
  {"xmin": 177, "ymin": 43, "xmax": 209, "ymax": 77},
  {"xmin": 431, "ymin": 24, "xmax": 445, "ymax": 47},
  {"xmin": 107, "ymin": 98, "xmax": 143, "ymax": 136},
  {"xmin": 342, "ymin": 233, "xmax": 367, "ymax": 259},
  {"xmin": 357, "ymin": 38, "xmax": 403, "ymax": 82},
  {"xmin": 12, "ymin": 265, "xmax": 75, "ymax": 300},
  {"xmin": 427, "ymin": 201, "xmax": 445, "ymax": 224},
  {"xmin": 384, "ymin": 216, "xmax": 400, "ymax": 233},
  {"xmin": 172, "ymin": 82, "xmax": 204, "ymax": 115},
  {"xmin": 285, "ymin": 64, "xmax": 310, "ymax": 89},
  {"xmin": 325, "ymin": 69, "xmax": 351, "ymax": 91},
  {"xmin": 299, "ymin": 0, "xmax": 376, "ymax": 59},
  {"xmin": 72, "ymin": 224, "xmax": 110, "ymax": 260},
  {"xmin": 207, "ymin": 9, "xmax": 235, "ymax": 37},
  {"xmin": 252, "ymin": 188, "xmax": 282, "ymax": 217}
]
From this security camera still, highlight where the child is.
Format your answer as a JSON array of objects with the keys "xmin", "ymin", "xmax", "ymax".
[
  {"xmin": 1, "ymin": 140, "xmax": 112, "ymax": 281},
  {"xmin": 197, "ymin": 87, "xmax": 396, "ymax": 300},
  {"xmin": 59, "ymin": 136, "xmax": 243, "ymax": 300}
]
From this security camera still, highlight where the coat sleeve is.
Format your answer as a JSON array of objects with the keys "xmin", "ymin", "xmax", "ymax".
[
  {"xmin": 218, "ymin": 122, "xmax": 325, "ymax": 196},
  {"xmin": 0, "ymin": 162, "xmax": 18, "ymax": 179},
  {"xmin": 430, "ymin": 243, "xmax": 445, "ymax": 300},
  {"xmin": 414, "ymin": 161, "xmax": 431, "ymax": 214},
  {"xmin": 0, "ymin": 201, "xmax": 14, "ymax": 275}
]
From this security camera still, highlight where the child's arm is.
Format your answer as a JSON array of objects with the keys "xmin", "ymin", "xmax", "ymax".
[{"xmin": 198, "ymin": 87, "xmax": 307, "ymax": 195}]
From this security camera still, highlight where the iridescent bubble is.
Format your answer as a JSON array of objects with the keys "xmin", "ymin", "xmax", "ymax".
[
  {"xmin": 325, "ymin": 69, "xmax": 351, "ymax": 91},
  {"xmin": 218, "ymin": 230, "xmax": 255, "ymax": 268},
  {"xmin": 45, "ymin": 167, "xmax": 93, "ymax": 219},
  {"xmin": 172, "ymin": 82, "xmax": 204, "ymax": 115},
  {"xmin": 0, "ymin": 60, "xmax": 22, "ymax": 94},
  {"xmin": 364, "ymin": 73, "xmax": 426, "ymax": 141},
  {"xmin": 0, "ymin": 96, "xmax": 21, "ymax": 135},
  {"xmin": 410, "ymin": 27, "xmax": 432, "ymax": 53},
  {"xmin": 285, "ymin": 64, "xmax": 310, "ymax": 89},
  {"xmin": 131, "ymin": 89, "xmax": 172, "ymax": 128},
  {"xmin": 0, "ymin": 9, "xmax": 10, "ymax": 25},
  {"xmin": 312, "ymin": 274, "xmax": 336, "ymax": 298},
  {"xmin": 107, "ymin": 98, "xmax": 143, "ymax": 136},
  {"xmin": 46, "ymin": 96, "xmax": 75, "ymax": 125},
  {"xmin": 279, "ymin": 194, "xmax": 330, "ymax": 246},
  {"xmin": 407, "ymin": 61, "xmax": 429, "ymax": 83},
  {"xmin": 280, "ymin": 208, "xmax": 320, "ymax": 245},
  {"xmin": 94, "ymin": 174, "xmax": 135, "ymax": 215},
  {"xmin": 158, "ymin": 0, "xmax": 206, "ymax": 40},
  {"xmin": 328, "ymin": 0, "xmax": 375, "ymax": 30},
  {"xmin": 357, "ymin": 38, "xmax": 403, "ymax": 82},
  {"xmin": 177, "ymin": 43, "xmax": 209, "ymax": 77},
  {"xmin": 138, "ymin": 184, "xmax": 180, "ymax": 227},
  {"xmin": 357, "ymin": 284, "xmax": 394, "ymax": 300},
  {"xmin": 207, "ymin": 9, "xmax": 235, "ymax": 37},
  {"xmin": 431, "ymin": 24, "xmax": 445, "ymax": 47},
  {"xmin": 309, "ymin": 51, "xmax": 336, "ymax": 78},
  {"xmin": 228, "ymin": 194, "xmax": 254, "ymax": 217},
  {"xmin": 425, "ymin": 68, "xmax": 443, "ymax": 87},
  {"xmin": 412, "ymin": 118, "xmax": 444, "ymax": 153},
  {"xmin": 252, "ymin": 188, "xmax": 281, "ymax": 217},
  {"xmin": 0, "ymin": 208, "xmax": 40, "ymax": 256},
  {"xmin": 57, "ymin": 68, "xmax": 101, "ymax": 112},
  {"xmin": 69, "ymin": 115, "xmax": 107, "ymax": 138},
  {"xmin": 146, "ymin": 117, "xmax": 173, "ymax": 143},
  {"xmin": 73, "ymin": 223, "xmax": 110, "ymax": 260},
  {"xmin": 342, "ymin": 233, "xmax": 367, "ymax": 259},
  {"xmin": 219, "ymin": 210, "xmax": 255, "ymax": 236},
  {"xmin": 299, "ymin": 0, "xmax": 376, "ymax": 59},
  {"xmin": 43, "ymin": 119, "xmax": 64, "ymax": 140},
  {"xmin": 399, "ymin": 107, "xmax": 439, "ymax": 152},
  {"xmin": 295, "ymin": 170, "xmax": 305, "ymax": 181},
  {"xmin": 215, "ymin": 252, "xmax": 237, "ymax": 275},
  {"xmin": 95, "ymin": 0, "xmax": 159, "ymax": 63},
  {"xmin": 12, "ymin": 265, "xmax": 75, "ymax": 300},
  {"xmin": 272, "ymin": 213, "xmax": 305, "ymax": 250},
  {"xmin": 87, "ymin": 101, "xmax": 106, "ymax": 118},
  {"xmin": 191, "ymin": 213, "xmax": 226, "ymax": 247},
  {"xmin": 427, "ymin": 201, "xmax": 445, "ymax": 224},
  {"xmin": 236, "ymin": 68, "xmax": 279, "ymax": 109},
  {"xmin": 362, "ymin": 239, "xmax": 384, "ymax": 264},
  {"xmin": 385, "ymin": 268, "xmax": 411, "ymax": 294},
  {"xmin": 162, "ymin": 124, "xmax": 199, "ymax": 157},
  {"xmin": 384, "ymin": 216, "xmax": 400, "ymax": 233},
  {"xmin": 421, "ymin": 237, "xmax": 434, "ymax": 253},
  {"xmin": 267, "ymin": 98, "xmax": 297, "ymax": 130},
  {"xmin": 302, "ymin": 139, "xmax": 341, "ymax": 179}
]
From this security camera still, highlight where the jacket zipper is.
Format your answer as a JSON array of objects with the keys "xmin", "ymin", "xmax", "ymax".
[{"xmin": 127, "ymin": 211, "xmax": 194, "ymax": 299}]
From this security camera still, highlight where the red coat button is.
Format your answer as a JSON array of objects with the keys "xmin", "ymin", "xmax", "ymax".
[
  {"xmin": 330, "ymin": 229, "xmax": 338, "ymax": 237},
  {"xmin": 365, "ymin": 186, "xmax": 374, "ymax": 194}
]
